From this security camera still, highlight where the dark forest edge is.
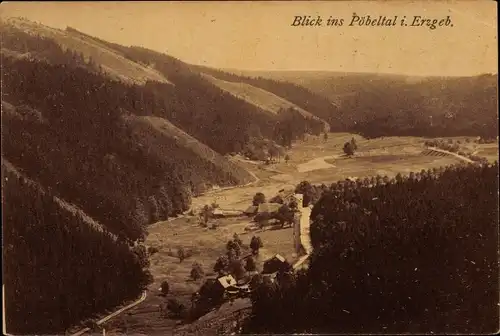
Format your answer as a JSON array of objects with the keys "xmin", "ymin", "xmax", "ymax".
[
  {"xmin": 2, "ymin": 159, "xmax": 154, "ymax": 334},
  {"xmin": 245, "ymin": 162, "xmax": 499, "ymax": 334}
]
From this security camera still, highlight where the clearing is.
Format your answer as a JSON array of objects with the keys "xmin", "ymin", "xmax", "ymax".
[{"xmin": 201, "ymin": 73, "xmax": 329, "ymax": 130}]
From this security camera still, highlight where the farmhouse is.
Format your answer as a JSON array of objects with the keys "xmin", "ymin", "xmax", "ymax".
[
  {"xmin": 243, "ymin": 205, "xmax": 258, "ymax": 216},
  {"xmin": 257, "ymin": 202, "xmax": 282, "ymax": 214},
  {"xmin": 244, "ymin": 202, "xmax": 282, "ymax": 217},
  {"xmin": 217, "ymin": 274, "xmax": 237, "ymax": 289},
  {"xmin": 262, "ymin": 254, "xmax": 292, "ymax": 275},
  {"xmin": 212, "ymin": 208, "xmax": 244, "ymax": 218}
]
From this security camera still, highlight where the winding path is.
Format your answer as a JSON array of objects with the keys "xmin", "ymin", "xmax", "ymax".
[
  {"xmin": 427, "ymin": 147, "xmax": 474, "ymax": 163},
  {"xmin": 70, "ymin": 291, "xmax": 147, "ymax": 336}
]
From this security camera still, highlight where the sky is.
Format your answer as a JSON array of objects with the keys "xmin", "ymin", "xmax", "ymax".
[{"xmin": 0, "ymin": 1, "xmax": 497, "ymax": 76}]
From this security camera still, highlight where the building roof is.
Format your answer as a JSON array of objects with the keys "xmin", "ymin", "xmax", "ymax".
[
  {"xmin": 244, "ymin": 205, "xmax": 258, "ymax": 214},
  {"xmin": 217, "ymin": 275, "xmax": 237, "ymax": 289},
  {"xmin": 212, "ymin": 208, "xmax": 224, "ymax": 216},
  {"xmin": 257, "ymin": 202, "xmax": 282, "ymax": 214},
  {"xmin": 274, "ymin": 254, "xmax": 286, "ymax": 262},
  {"xmin": 262, "ymin": 254, "xmax": 290, "ymax": 274}
]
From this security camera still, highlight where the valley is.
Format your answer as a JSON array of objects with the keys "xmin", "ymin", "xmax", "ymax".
[
  {"xmin": 1, "ymin": 11, "xmax": 497, "ymax": 336},
  {"xmin": 101, "ymin": 132, "xmax": 494, "ymax": 335}
]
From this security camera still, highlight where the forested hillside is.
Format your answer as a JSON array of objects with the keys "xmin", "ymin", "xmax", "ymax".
[
  {"xmin": 339, "ymin": 74, "xmax": 498, "ymax": 138},
  {"xmin": 246, "ymin": 163, "xmax": 499, "ymax": 334},
  {"xmin": 204, "ymin": 69, "xmax": 498, "ymax": 139},
  {"xmin": 1, "ymin": 52, "xmax": 258, "ymax": 239},
  {"xmin": 2, "ymin": 160, "xmax": 153, "ymax": 334},
  {"xmin": 1, "ymin": 20, "xmax": 260, "ymax": 334},
  {"xmin": 64, "ymin": 27, "xmax": 328, "ymax": 152},
  {"xmin": 192, "ymin": 65, "xmax": 347, "ymax": 132}
]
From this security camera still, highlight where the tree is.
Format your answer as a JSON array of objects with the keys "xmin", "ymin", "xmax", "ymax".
[
  {"xmin": 295, "ymin": 181, "xmax": 314, "ymax": 207},
  {"xmin": 160, "ymin": 280, "xmax": 170, "ymax": 296},
  {"xmin": 147, "ymin": 195, "xmax": 160, "ymax": 223},
  {"xmin": 253, "ymin": 192, "xmax": 266, "ymax": 206},
  {"xmin": 395, "ymin": 172, "xmax": 403, "ymax": 183},
  {"xmin": 148, "ymin": 246, "xmax": 159, "ymax": 255},
  {"xmin": 229, "ymin": 259, "xmax": 247, "ymax": 280},
  {"xmin": 323, "ymin": 132, "xmax": 328, "ymax": 141},
  {"xmin": 227, "ymin": 247, "xmax": 237, "ymax": 261},
  {"xmin": 233, "ymin": 233, "xmax": 243, "ymax": 247},
  {"xmin": 284, "ymin": 154, "xmax": 290, "ymax": 163},
  {"xmin": 199, "ymin": 279, "xmax": 225, "ymax": 304},
  {"xmin": 249, "ymin": 273, "xmax": 264, "ymax": 291},
  {"xmin": 250, "ymin": 236, "xmax": 264, "ymax": 255},
  {"xmin": 268, "ymin": 146, "xmax": 279, "ymax": 161},
  {"xmin": 166, "ymin": 298, "xmax": 186, "ymax": 319},
  {"xmin": 254, "ymin": 212, "xmax": 271, "ymax": 229},
  {"xmin": 245, "ymin": 256, "xmax": 257, "ymax": 272},
  {"xmin": 350, "ymin": 137, "xmax": 358, "ymax": 150},
  {"xmin": 226, "ymin": 240, "xmax": 241, "ymax": 258},
  {"xmin": 190, "ymin": 262, "xmax": 204, "ymax": 281},
  {"xmin": 132, "ymin": 244, "xmax": 150, "ymax": 268},
  {"xmin": 200, "ymin": 204, "xmax": 212, "ymax": 226},
  {"xmin": 214, "ymin": 255, "xmax": 230, "ymax": 275},
  {"xmin": 276, "ymin": 204, "xmax": 294, "ymax": 227},
  {"xmin": 177, "ymin": 247, "xmax": 186, "ymax": 263},
  {"xmin": 343, "ymin": 141, "xmax": 355, "ymax": 156}
]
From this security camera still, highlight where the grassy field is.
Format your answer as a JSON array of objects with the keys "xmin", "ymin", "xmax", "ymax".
[
  {"xmin": 105, "ymin": 132, "xmax": 497, "ymax": 335},
  {"xmin": 475, "ymin": 143, "xmax": 499, "ymax": 162},
  {"xmin": 192, "ymin": 133, "xmax": 469, "ymax": 211},
  {"xmin": 105, "ymin": 212, "xmax": 294, "ymax": 335},
  {"xmin": 201, "ymin": 73, "xmax": 328, "ymax": 128}
]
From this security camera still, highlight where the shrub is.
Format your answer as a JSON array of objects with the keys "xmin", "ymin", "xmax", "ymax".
[
  {"xmin": 190, "ymin": 262, "xmax": 204, "ymax": 281},
  {"xmin": 166, "ymin": 299, "xmax": 187, "ymax": 319},
  {"xmin": 148, "ymin": 246, "xmax": 159, "ymax": 255},
  {"xmin": 160, "ymin": 281, "xmax": 170, "ymax": 296}
]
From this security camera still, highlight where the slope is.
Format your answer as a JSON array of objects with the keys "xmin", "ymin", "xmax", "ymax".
[
  {"xmin": 201, "ymin": 73, "xmax": 330, "ymax": 132},
  {"xmin": 2, "ymin": 159, "xmax": 152, "ymax": 335},
  {"xmin": 2, "ymin": 17, "xmax": 171, "ymax": 85},
  {"xmin": 65, "ymin": 29, "xmax": 329, "ymax": 152},
  {"xmin": 1, "ymin": 47, "xmax": 253, "ymax": 241}
]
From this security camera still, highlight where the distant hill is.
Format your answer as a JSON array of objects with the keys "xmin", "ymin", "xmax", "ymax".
[{"xmin": 208, "ymin": 69, "xmax": 498, "ymax": 139}]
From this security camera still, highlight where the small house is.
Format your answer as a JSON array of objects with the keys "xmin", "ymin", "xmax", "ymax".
[
  {"xmin": 257, "ymin": 202, "xmax": 282, "ymax": 214},
  {"xmin": 217, "ymin": 274, "xmax": 237, "ymax": 289},
  {"xmin": 212, "ymin": 208, "xmax": 225, "ymax": 218},
  {"xmin": 244, "ymin": 205, "xmax": 258, "ymax": 216},
  {"xmin": 262, "ymin": 254, "xmax": 292, "ymax": 275}
]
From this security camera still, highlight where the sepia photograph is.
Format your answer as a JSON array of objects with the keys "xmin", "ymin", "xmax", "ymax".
[{"xmin": 1, "ymin": 1, "xmax": 498, "ymax": 335}]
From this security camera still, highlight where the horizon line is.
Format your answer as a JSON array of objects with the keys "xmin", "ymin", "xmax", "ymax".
[{"xmin": 3, "ymin": 15, "xmax": 498, "ymax": 78}]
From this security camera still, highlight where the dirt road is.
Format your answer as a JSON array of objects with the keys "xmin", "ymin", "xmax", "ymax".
[{"xmin": 427, "ymin": 147, "xmax": 474, "ymax": 163}]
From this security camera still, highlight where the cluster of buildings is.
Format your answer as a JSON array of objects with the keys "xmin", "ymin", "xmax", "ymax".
[
  {"xmin": 201, "ymin": 193, "xmax": 308, "ymax": 300},
  {"xmin": 207, "ymin": 253, "xmax": 293, "ymax": 300}
]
